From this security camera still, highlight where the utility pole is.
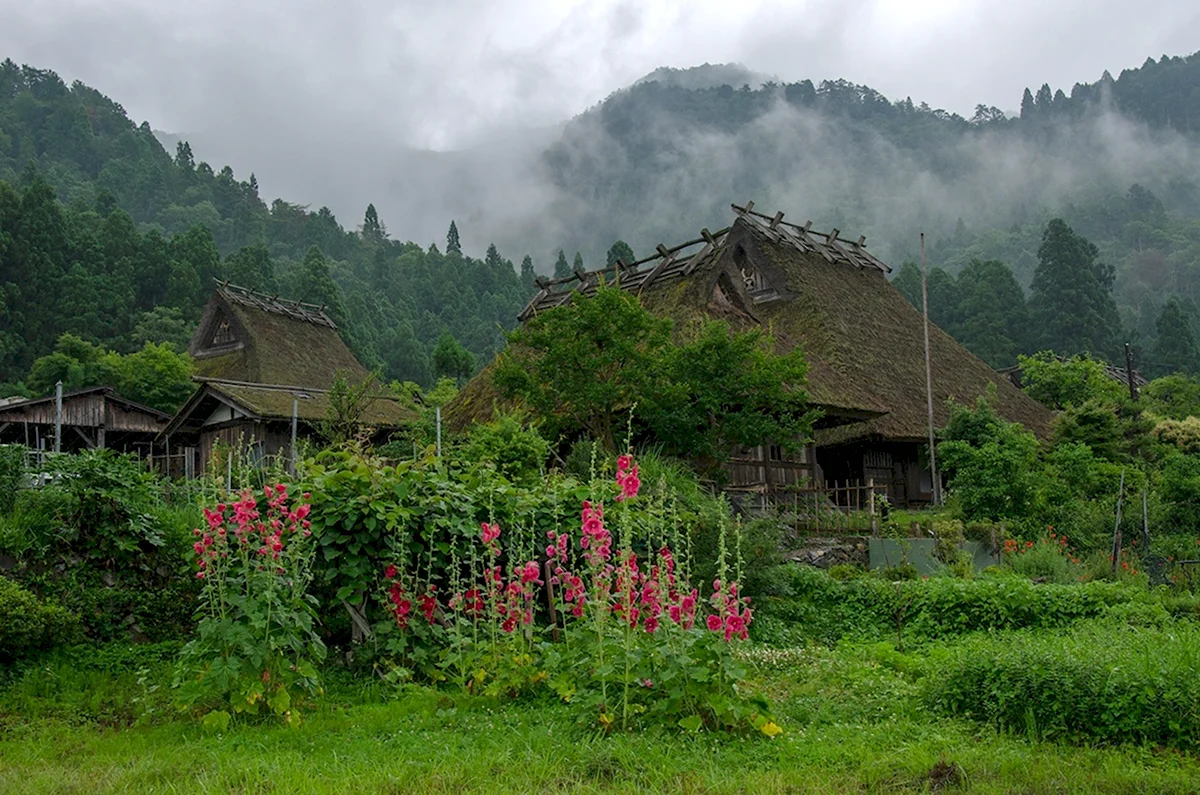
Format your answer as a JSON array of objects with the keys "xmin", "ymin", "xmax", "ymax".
[
  {"xmin": 920, "ymin": 233, "xmax": 941, "ymax": 505},
  {"xmin": 54, "ymin": 380, "xmax": 63, "ymax": 454},
  {"xmin": 1123, "ymin": 343, "xmax": 1138, "ymax": 401}
]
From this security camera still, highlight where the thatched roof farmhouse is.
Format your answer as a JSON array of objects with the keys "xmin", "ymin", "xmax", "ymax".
[
  {"xmin": 161, "ymin": 283, "xmax": 414, "ymax": 476},
  {"xmin": 448, "ymin": 202, "xmax": 1053, "ymax": 507}
]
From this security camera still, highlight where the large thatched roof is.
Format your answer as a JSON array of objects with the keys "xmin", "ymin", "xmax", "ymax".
[
  {"xmin": 188, "ymin": 283, "xmax": 369, "ymax": 388},
  {"xmin": 448, "ymin": 202, "xmax": 1053, "ymax": 442}
]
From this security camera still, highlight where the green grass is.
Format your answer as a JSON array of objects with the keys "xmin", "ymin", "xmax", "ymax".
[{"xmin": 3, "ymin": 642, "xmax": 1200, "ymax": 793}]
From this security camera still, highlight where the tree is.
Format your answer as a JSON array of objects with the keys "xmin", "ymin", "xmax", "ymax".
[
  {"xmin": 298, "ymin": 245, "xmax": 347, "ymax": 328},
  {"xmin": 553, "ymin": 250, "xmax": 571, "ymax": 279},
  {"xmin": 952, "ymin": 259, "xmax": 1028, "ymax": 367},
  {"xmin": 520, "ymin": 255, "xmax": 535, "ymax": 289},
  {"xmin": 362, "ymin": 203, "xmax": 386, "ymax": 243},
  {"xmin": 606, "ymin": 240, "xmax": 636, "ymax": 268},
  {"xmin": 643, "ymin": 321, "xmax": 817, "ymax": 470},
  {"xmin": 446, "ymin": 220, "xmax": 461, "ymax": 254},
  {"xmin": 224, "ymin": 242, "xmax": 275, "ymax": 292},
  {"xmin": 494, "ymin": 285, "xmax": 816, "ymax": 461},
  {"xmin": 432, "ymin": 332, "xmax": 475, "ymax": 384},
  {"xmin": 494, "ymin": 286, "xmax": 671, "ymax": 449},
  {"xmin": 1152, "ymin": 298, "xmax": 1198, "ymax": 376},
  {"xmin": 573, "ymin": 252, "xmax": 585, "ymax": 273},
  {"xmin": 1017, "ymin": 351, "xmax": 1124, "ymax": 411},
  {"xmin": 1019, "ymin": 87, "xmax": 1035, "ymax": 119},
  {"xmin": 1028, "ymin": 219, "xmax": 1119, "ymax": 359}
]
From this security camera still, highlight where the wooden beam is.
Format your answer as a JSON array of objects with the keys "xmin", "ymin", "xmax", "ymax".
[
  {"xmin": 534, "ymin": 276, "xmax": 550, "ymax": 289},
  {"xmin": 72, "ymin": 426, "xmax": 98, "ymax": 449},
  {"xmin": 769, "ymin": 211, "xmax": 784, "ymax": 229},
  {"xmin": 637, "ymin": 250, "xmax": 678, "ymax": 295},
  {"xmin": 700, "ymin": 228, "xmax": 716, "ymax": 247}
]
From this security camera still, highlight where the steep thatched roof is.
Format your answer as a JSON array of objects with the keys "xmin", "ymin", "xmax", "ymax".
[
  {"xmin": 447, "ymin": 202, "xmax": 1053, "ymax": 442},
  {"xmin": 161, "ymin": 379, "xmax": 416, "ymax": 438},
  {"xmin": 188, "ymin": 283, "xmax": 369, "ymax": 388}
]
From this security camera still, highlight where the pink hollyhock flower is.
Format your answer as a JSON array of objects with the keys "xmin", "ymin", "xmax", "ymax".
[
  {"xmin": 520, "ymin": 560, "xmax": 543, "ymax": 585},
  {"xmin": 617, "ymin": 454, "xmax": 632, "ymax": 474},
  {"xmin": 669, "ymin": 605, "xmax": 682, "ymax": 623},
  {"xmin": 644, "ymin": 616, "xmax": 659, "ymax": 633},
  {"xmin": 480, "ymin": 522, "xmax": 500, "ymax": 545},
  {"xmin": 706, "ymin": 614, "xmax": 722, "ymax": 632},
  {"xmin": 385, "ymin": 564, "xmax": 398, "ymax": 579}
]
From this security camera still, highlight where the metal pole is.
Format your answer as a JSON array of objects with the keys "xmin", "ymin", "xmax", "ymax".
[
  {"xmin": 290, "ymin": 397, "xmax": 299, "ymax": 477},
  {"xmin": 435, "ymin": 406, "xmax": 442, "ymax": 459},
  {"xmin": 1123, "ymin": 343, "xmax": 1138, "ymax": 402},
  {"xmin": 54, "ymin": 380, "xmax": 63, "ymax": 454},
  {"xmin": 920, "ymin": 233, "xmax": 941, "ymax": 505}
]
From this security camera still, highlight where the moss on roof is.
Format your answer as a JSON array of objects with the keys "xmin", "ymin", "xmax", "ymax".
[
  {"xmin": 213, "ymin": 383, "xmax": 416, "ymax": 426},
  {"xmin": 446, "ymin": 207, "xmax": 1053, "ymax": 443},
  {"xmin": 190, "ymin": 289, "xmax": 370, "ymax": 388}
]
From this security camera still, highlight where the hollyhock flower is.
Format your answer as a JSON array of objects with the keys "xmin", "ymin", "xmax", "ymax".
[
  {"xmin": 520, "ymin": 561, "xmax": 543, "ymax": 585},
  {"xmin": 706, "ymin": 614, "xmax": 722, "ymax": 632},
  {"xmin": 419, "ymin": 593, "xmax": 437, "ymax": 624},
  {"xmin": 385, "ymin": 564, "xmax": 398, "ymax": 579},
  {"xmin": 481, "ymin": 522, "xmax": 501, "ymax": 545}
]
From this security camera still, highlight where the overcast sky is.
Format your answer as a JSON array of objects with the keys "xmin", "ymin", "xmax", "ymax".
[{"xmin": 4, "ymin": 0, "xmax": 1198, "ymax": 152}]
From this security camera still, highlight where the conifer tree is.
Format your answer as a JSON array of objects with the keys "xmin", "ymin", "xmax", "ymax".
[
  {"xmin": 299, "ymin": 245, "xmax": 347, "ymax": 328},
  {"xmin": 1029, "ymin": 219, "xmax": 1119, "ymax": 359},
  {"xmin": 553, "ymin": 249, "xmax": 571, "ymax": 279},
  {"xmin": 520, "ymin": 255, "xmax": 535, "ymax": 287},
  {"xmin": 446, "ymin": 220, "xmax": 461, "ymax": 254},
  {"xmin": 1152, "ymin": 298, "xmax": 1198, "ymax": 376}
]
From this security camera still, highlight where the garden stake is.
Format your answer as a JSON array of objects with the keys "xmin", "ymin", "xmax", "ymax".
[{"xmin": 1111, "ymin": 469, "xmax": 1125, "ymax": 575}]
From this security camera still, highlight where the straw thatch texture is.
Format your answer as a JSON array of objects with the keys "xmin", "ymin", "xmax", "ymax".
[{"xmin": 446, "ymin": 203, "xmax": 1053, "ymax": 443}]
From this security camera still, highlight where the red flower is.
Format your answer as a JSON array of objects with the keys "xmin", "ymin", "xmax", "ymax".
[
  {"xmin": 706, "ymin": 614, "xmax": 722, "ymax": 632},
  {"xmin": 385, "ymin": 564, "xmax": 398, "ymax": 580}
]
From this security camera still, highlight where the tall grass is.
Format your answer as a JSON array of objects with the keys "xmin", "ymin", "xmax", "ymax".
[{"xmin": 926, "ymin": 620, "xmax": 1200, "ymax": 747}]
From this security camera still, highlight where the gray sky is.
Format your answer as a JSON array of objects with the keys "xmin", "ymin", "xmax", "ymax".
[{"xmin": 4, "ymin": 0, "xmax": 1198, "ymax": 151}]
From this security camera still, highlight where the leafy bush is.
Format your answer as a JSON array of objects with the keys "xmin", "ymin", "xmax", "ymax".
[
  {"xmin": 460, "ymin": 413, "xmax": 550, "ymax": 482},
  {"xmin": 0, "ymin": 577, "xmax": 77, "ymax": 662},
  {"xmin": 1159, "ymin": 452, "xmax": 1200, "ymax": 535},
  {"xmin": 753, "ymin": 565, "xmax": 1198, "ymax": 647},
  {"xmin": 0, "ymin": 444, "xmax": 23, "ymax": 514},
  {"xmin": 926, "ymin": 621, "xmax": 1200, "ymax": 747},
  {"xmin": 173, "ymin": 485, "xmax": 325, "ymax": 726}
]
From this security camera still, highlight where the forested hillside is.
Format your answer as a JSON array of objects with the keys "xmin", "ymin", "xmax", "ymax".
[
  {"xmin": 0, "ymin": 59, "xmax": 535, "ymax": 393},
  {"xmin": 3, "ymin": 52, "xmax": 1200, "ymax": 397},
  {"xmin": 544, "ymin": 54, "xmax": 1200, "ymax": 366}
]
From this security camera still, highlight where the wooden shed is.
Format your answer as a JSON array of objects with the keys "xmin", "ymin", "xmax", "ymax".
[
  {"xmin": 0, "ymin": 386, "xmax": 171, "ymax": 458},
  {"xmin": 447, "ymin": 201, "xmax": 1054, "ymax": 509}
]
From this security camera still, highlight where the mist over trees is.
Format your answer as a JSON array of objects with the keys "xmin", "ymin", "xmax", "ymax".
[{"xmin": 3, "ymin": 51, "xmax": 1200, "ymax": 396}]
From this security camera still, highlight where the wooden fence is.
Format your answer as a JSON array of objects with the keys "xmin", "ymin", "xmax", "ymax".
[{"xmin": 728, "ymin": 479, "xmax": 881, "ymax": 533}]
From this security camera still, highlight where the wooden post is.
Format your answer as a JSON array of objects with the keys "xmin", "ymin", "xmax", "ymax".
[
  {"xmin": 1111, "ymin": 469, "xmax": 1126, "ymax": 575},
  {"xmin": 290, "ymin": 397, "xmax": 299, "ymax": 477},
  {"xmin": 1124, "ymin": 343, "xmax": 1138, "ymax": 402},
  {"xmin": 544, "ymin": 560, "xmax": 560, "ymax": 643},
  {"xmin": 869, "ymin": 478, "xmax": 878, "ymax": 536},
  {"xmin": 1141, "ymin": 489, "xmax": 1150, "ymax": 550},
  {"xmin": 54, "ymin": 380, "xmax": 63, "ymax": 454}
]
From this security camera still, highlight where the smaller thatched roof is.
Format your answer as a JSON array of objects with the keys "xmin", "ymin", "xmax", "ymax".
[
  {"xmin": 161, "ymin": 379, "xmax": 415, "ymax": 438},
  {"xmin": 188, "ymin": 283, "xmax": 369, "ymax": 388}
]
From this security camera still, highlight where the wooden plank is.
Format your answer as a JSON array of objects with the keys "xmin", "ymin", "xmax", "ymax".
[
  {"xmin": 637, "ymin": 250, "xmax": 678, "ymax": 295},
  {"xmin": 682, "ymin": 242, "xmax": 714, "ymax": 275}
]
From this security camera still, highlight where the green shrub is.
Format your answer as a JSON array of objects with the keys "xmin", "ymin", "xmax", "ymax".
[
  {"xmin": 0, "ymin": 444, "xmax": 23, "ymax": 514},
  {"xmin": 754, "ymin": 565, "xmax": 1199, "ymax": 646},
  {"xmin": 0, "ymin": 577, "xmax": 77, "ymax": 662},
  {"xmin": 459, "ymin": 413, "xmax": 550, "ymax": 482},
  {"xmin": 925, "ymin": 621, "xmax": 1200, "ymax": 747}
]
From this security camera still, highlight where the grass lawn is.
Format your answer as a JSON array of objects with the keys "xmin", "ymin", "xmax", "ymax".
[{"xmin": 2, "ymin": 645, "xmax": 1199, "ymax": 794}]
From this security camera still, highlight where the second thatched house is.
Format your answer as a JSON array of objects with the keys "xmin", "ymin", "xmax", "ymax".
[
  {"xmin": 447, "ymin": 202, "xmax": 1052, "ymax": 508},
  {"xmin": 160, "ymin": 283, "xmax": 415, "ymax": 476}
]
